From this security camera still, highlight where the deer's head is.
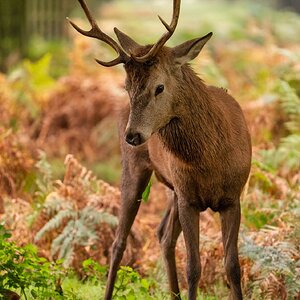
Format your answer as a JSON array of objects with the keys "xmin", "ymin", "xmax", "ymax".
[{"xmin": 68, "ymin": 0, "xmax": 212, "ymax": 146}]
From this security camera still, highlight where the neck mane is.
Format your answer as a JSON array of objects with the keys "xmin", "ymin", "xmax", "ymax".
[{"xmin": 159, "ymin": 65, "xmax": 229, "ymax": 166}]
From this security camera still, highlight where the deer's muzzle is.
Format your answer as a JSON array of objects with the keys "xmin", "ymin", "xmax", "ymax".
[{"xmin": 125, "ymin": 131, "xmax": 143, "ymax": 146}]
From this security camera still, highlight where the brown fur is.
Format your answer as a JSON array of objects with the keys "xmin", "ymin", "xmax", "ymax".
[
  {"xmin": 104, "ymin": 47, "xmax": 251, "ymax": 300},
  {"xmin": 68, "ymin": 2, "xmax": 249, "ymax": 298}
]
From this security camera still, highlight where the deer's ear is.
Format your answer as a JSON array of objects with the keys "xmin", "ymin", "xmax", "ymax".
[
  {"xmin": 114, "ymin": 28, "xmax": 141, "ymax": 54},
  {"xmin": 172, "ymin": 32, "xmax": 212, "ymax": 65}
]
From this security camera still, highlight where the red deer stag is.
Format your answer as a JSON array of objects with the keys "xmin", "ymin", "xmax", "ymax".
[{"xmin": 68, "ymin": 0, "xmax": 252, "ymax": 299}]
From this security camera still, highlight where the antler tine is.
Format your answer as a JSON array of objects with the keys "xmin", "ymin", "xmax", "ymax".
[
  {"xmin": 133, "ymin": 0, "xmax": 181, "ymax": 63},
  {"xmin": 67, "ymin": 0, "xmax": 129, "ymax": 67}
]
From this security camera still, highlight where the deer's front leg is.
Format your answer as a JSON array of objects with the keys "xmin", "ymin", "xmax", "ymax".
[
  {"xmin": 104, "ymin": 148, "xmax": 152, "ymax": 300},
  {"xmin": 177, "ymin": 197, "xmax": 200, "ymax": 300}
]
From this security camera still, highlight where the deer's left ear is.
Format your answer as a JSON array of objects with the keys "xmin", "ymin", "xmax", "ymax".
[
  {"xmin": 172, "ymin": 32, "xmax": 212, "ymax": 65},
  {"xmin": 114, "ymin": 28, "xmax": 141, "ymax": 54}
]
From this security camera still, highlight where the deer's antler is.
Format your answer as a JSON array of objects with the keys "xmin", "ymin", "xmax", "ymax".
[
  {"xmin": 67, "ymin": 0, "xmax": 130, "ymax": 67},
  {"xmin": 132, "ymin": 0, "xmax": 181, "ymax": 63}
]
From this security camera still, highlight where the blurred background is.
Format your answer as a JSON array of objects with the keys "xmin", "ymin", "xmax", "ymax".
[
  {"xmin": 0, "ymin": 0, "xmax": 299, "ymax": 299},
  {"xmin": 0, "ymin": 0, "xmax": 300, "ymax": 72}
]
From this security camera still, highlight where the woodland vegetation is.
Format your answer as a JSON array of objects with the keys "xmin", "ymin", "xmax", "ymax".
[{"xmin": 0, "ymin": 0, "xmax": 299, "ymax": 299}]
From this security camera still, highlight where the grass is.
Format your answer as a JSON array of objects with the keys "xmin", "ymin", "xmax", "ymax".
[
  {"xmin": 62, "ymin": 277, "xmax": 106, "ymax": 299},
  {"xmin": 18, "ymin": 276, "xmax": 226, "ymax": 300},
  {"xmin": 61, "ymin": 275, "xmax": 227, "ymax": 300}
]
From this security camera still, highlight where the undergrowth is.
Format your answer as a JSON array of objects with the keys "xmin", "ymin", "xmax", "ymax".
[
  {"xmin": 34, "ymin": 154, "xmax": 119, "ymax": 268},
  {"xmin": 240, "ymin": 78, "xmax": 300, "ymax": 299},
  {"xmin": 0, "ymin": 225, "xmax": 64, "ymax": 300},
  {"xmin": 0, "ymin": 0, "xmax": 300, "ymax": 299}
]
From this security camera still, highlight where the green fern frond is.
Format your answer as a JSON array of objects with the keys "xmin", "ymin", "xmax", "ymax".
[
  {"xmin": 35, "ymin": 150, "xmax": 53, "ymax": 195},
  {"xmin": 276, "ymin": 80, "xmax": 300, "ymax": 134},
  {"xmin": 98, "ymin": 212, "xmax": 118, "ymax": 227},
  {"xmin": 35, "ymin": 209, "xmax": 76, "ymax": 242},
  {"xmin": 57, "ymin": 221, "xmax": 75, "ymax": 260},
  {"xmin": 35, "ymin": 150, "xmax": 52, "ymax": 179},
  {"xmin": 43, "ymin": 193, "xmax": 72, "ymax": 215},
  {"xmin": 279, "ymin": 134, "xmax": 300, "ymax": 171},
  {"xmin": 75, "ymin": 219, "xmax": 98, "ymax": 245},
  {"xmin": 241, "ymin": 235, "xmax": 300, "ymax": 296},
  {"xmin": 259, "ymin": 80, "xmax": 300, "ymax": 174},
  {"xmin": 50, "ymin": 219, "xmax": 77, "ymax": 257},
  {"xmin": 80, "ymin": 206, "xmax": 102, "ymax": 226},
  {"xmin": 260, "ymin": 133, "xmax": 300, "ymax": 172},
  {"xmin": 51, "ymin": 229, "xmax": 69, "ymax": 257},
  {"xmin": 80, "ymin": 206, "xmax": 118, "ymax": 228},
  {"xmin": 63, "ymin": 246, "xmax": 74, "ymax": 268}
]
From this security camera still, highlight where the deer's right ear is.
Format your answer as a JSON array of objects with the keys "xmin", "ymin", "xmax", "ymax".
[
  {"xmin": 172, "ymin": 32, "xmax": 213, "ymax": 65},
  {"xmin": 114, "ymin": 28, "xmax": 141, "ymax": 54}
]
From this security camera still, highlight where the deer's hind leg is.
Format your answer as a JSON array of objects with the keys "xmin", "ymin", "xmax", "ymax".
[
  {"xmin": 157, "ymin": 191, "xmax": 182, "ymax": 299},
  {"xmin": 220, "ymin": 201, "xmax": 243, "ymax": 300},
  {"xmin": 177, "ymin": 196, "xmax": 200, "ymax": 300}
]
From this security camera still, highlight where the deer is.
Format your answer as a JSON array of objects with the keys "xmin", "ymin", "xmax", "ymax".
[{"xmin": 68, "ymin": 0, "xmax": 252, "ymax": 299}]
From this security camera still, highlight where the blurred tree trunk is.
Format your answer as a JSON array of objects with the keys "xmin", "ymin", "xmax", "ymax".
[
  {"xmin": 278, "ymin": 0, "xmax": 300, "ymax": 12},
  {"xmin": 26, "ymin": 0, "xmax": 73, "ymax": 41},
  {"xmin": 0, "ymin": 0, "xmax": 26, "ymax": 71},
  {"xmin": 0, "ymin": 0, "xmax": 73, "ymax": 71}
]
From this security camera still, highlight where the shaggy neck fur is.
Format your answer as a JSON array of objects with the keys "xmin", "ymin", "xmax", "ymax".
[{"xmin": 159, "ymin": 64, "xmax": 229, "ymax": 166}]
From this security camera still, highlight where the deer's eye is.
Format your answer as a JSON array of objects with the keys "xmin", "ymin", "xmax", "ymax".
[{"xmin": 155, "ymin": 84, "xmax": 164, "ymax": 96}]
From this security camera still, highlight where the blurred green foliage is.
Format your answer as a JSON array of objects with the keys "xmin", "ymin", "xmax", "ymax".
[{"xmin": 8, "ymin": 54, "xmax": 55, "ymax": 120}]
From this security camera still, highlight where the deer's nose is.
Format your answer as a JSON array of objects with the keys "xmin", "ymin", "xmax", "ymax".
[{"xmin": 125, "ymin": 131, "xmax": 142, "ymax": 146}]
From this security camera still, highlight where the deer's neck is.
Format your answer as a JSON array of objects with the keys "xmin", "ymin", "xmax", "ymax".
[{"xmin": 159, "ymin": 66, "xmax": 228, "ymax": 165}]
